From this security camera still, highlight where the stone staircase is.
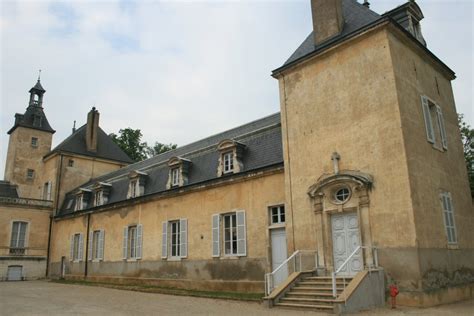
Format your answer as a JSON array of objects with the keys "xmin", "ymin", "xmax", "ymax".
[{"xmin": 275, "ymin": 275, "xmax": 353, "ymax": 311}]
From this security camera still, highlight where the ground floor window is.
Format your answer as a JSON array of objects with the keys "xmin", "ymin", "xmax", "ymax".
[
  {"xmin": 70, "ymin": 233, "xmax": 83, "ymax": 261},
  {"xmin": 88, "ymin": 229, "xmax": 104, "ymax": 261},
  {"xmin": 212, "ymin": 211, "xmax": 246, "ymax": 257},
  {"xmin": 123, "ymin": 224, "xmax": 142, "ymax": 259},
  {"xmin": 162, "ymin": 219, "xmax": 187, "ymax": 259},
  {"xmin": 224, "ymin": 213, "xmax": 237, "ymax": 255},
  {"xmin": 270, "ymin": 205, "xmax": 285, "ymax": 225}
]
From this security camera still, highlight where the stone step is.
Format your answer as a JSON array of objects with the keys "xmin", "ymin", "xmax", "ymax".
[
  {"xmin": 292, "ymin": 286, "xmax": 343, "ymax": 292},
  {"xmin": 305, "ymin": 276, "xmax": 353, "ymax": 281},
  {"xmin": 297, "ymin": 281, "xmax": 346, "ymax": 288},
  {"xmin": 287, "ymin": 291, "xmax": 336, "ymax": 297},
  {"xmin": 280, "ymin": 297, "xmax": 336, "ymax": 305},
  {"xmin": 299, "ymin": 280, "xmax": 348, "ymax": 285},
  {"xmin": 275, "ymin": 302, "xmax": 333, "ymax": 310}
]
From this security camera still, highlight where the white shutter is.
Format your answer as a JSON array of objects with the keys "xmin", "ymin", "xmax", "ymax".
[
  {"xmin": 88, "ymin": 231, "xmax": 93, "ymax": 261},
  {"xmin": 212, "ymin": 214, "xmax": 220, "ymax": 257},
  {"xmin": 421, "ymin": 96, "xmax": 435, "ymax": 143},
  {"xmin": 98, "ymin": 230, "xmax": 105, "ymax": 261},
  {"xmin": 436, "ymin": 105, "xmax": 448, "ymax": 149},
  {"xmin": 236, "ymin": 211, "xmax": 247, "ymax": 256},
  {"xmin": 122, "ymin": 226, "xmax": 128, "ymax": 259},
  {"xmin": 78, "ymin": 233, "xmax": 84, "ymax": 261},
  {"xmin": 441, "ymin": 192, "xmax": 457, "ymax": 244},
  {"xmin": 69, "ymin": 235, "xmax": 74, "ymax": 261},
  {"xmin": 47, "ymin": 181, "xmax": 52, "ymax": 200},
  {"xmin": 136, "ymin": 224, "xmax": 143, "ymax": 259},
  {"xmin": 180, "ymin": 219, "xmax": 188, "ymax": 258},
  {"xmin": 162, "ymin": 221, "xmax": 168, "ymax": 259}
]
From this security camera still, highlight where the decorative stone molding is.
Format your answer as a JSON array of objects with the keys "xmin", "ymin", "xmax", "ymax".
[
  {"xmin": 166, "ymin": 156, "xmax": 192, "ymax": 189},
  {"xmin": 127, "ymin": 170, "xmax": 148, "ymax": 198},
  {"xmin": 216, "ymin": 139, "xmax": 246, "ymax": 177}
]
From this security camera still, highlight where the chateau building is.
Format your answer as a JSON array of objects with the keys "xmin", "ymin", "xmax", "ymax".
[{"xmin": 1, "ymin": 0, "xmax": 473, "ymax": 311}]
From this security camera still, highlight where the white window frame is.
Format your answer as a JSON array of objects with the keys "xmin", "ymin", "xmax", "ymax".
[
  {"xmin": 75, "ymin": 194, "xmax": 83, "ymax": 211},
  {"xmin": 70, "ymin": 233, "xmax": 84, "ymax": 262},
  {"xmin": 421, "ymin": 96, "xmax": 448, "ymax": 150},
  {"xmin": 223, "ymin": 213, "xmax": 237, "ymax": 255},
  {"xmin": 43, "ymin": 181, "xmax": 52, "ymax": 200},
  {"xmin": 26, "ymin": 169, "xmax": 35, "ymax": 180},
  {"xmin": 10, "ymin": 221, "xmax": 28, "ymax": 250},
  {"xmin": 171, "ymin": 168, "xmax": 180, "ymax": 187},
  {"xmin": 270, "ymin": 205, "xmax": 285, "ymax": 225},
  {"xmin": 94, "ymin": 190, "xmax": 103, "ymax": 207},
  {"xmin": 440, "ymin": 192, "xmax": 457, "ymax": 245},
  {"xmin": 223, "ymin": 152, "xmax": 234, "ymax": 174},
  {"xmin": 88, "ymin": 229, "xmax": 105, "ymax": 261},
  {"xmin": 162, "ymin": 219, "xmax": 187, "ymax": 260},
  {"xmin": 31, "ymin": 137, "xmax": 38, "ymax": 147},
  {"xmin": 170, "ymin": 221, "xmax": 181, "ymax": 258},
  {"xmin": 123, "ymin": 224, "xmax": 142, "ymax": 260},
  {"xmin": 212, "ymin": 211, "xmax": 246, "ymax": 258},
  {"xmin": 129, "ymin": 179, "xmax": 138, "ymax": 198}
]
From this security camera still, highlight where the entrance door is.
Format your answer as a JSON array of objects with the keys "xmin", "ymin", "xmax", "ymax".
[
  {"xmin": 331, "ymin": 213, "xmax": 362, "ymax": 275},
  {"xmin": 271, "ymin": 228, "xmax": 288, "ymax": 286},
  {"xmin": 7, "ymin": 266, "xmax": 23, "ymax": 281}
]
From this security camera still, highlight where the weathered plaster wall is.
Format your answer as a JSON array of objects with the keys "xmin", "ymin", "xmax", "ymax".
[
  {"xmin": 4, "ymin": 128, "xmax": 52, "ymax": 199},
  {"xmin": 49, "ymin": 171, "xmax": 285, "ymax": 291}
]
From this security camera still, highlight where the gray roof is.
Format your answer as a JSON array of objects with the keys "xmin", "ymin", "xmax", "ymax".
[
  {"xmin": 46, "ymin": 124, "xmax": 133, "ymax": 164},
  {"xmin": 282, "ymin": 0, "xmax": 381, "ymax": 67},
  {"xmin": 0, "ymin": 181, "xmax": 19, "ymax": 198},
  {"xmin": 58, "ymin": 112, "xmax": 283, "ymax": 216},
  {"xmin": 8, "ymin": 105, "xmax": 56, "ymax": 135}
]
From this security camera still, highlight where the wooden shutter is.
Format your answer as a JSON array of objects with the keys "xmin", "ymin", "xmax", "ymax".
[
  {"xmin": 69, "ymin": 235, "xmax": 74, "ymax": 261},
  {"xmin": 98, "ymin": 230, "xmax": 105, "ymax": 260},
  {"xmin": 161, "ymin": 221, "xmax": 168, "ymax": 259},
  {"xmin": 212, "ymin": 214, "xmax": 220, "ymax": 257},
  {"xmin": 441, "ymin": 193, "xmax": 457, "ymax": 244},
  {"xmin": 78, "ymin": 233, "xmax": 84, "ymax": 261},
  {"xmin": 236, "ymin": 211, "xmax": 247, "ymax": 256},
  {"xmin": 436, "ymin": 105, "xmax": 448, "ymax": 149},
  {"xmin": 421, "ymin": 96, "xmax": 435, "ymax": 143},
  {"xmin": 46, "ymin": 181, "xmax": 52, "ymax": 200},
  {"xmin": 88, "ymin": 231, "xmax": 93, "ymax": 261},
  {"xmin": 180, "ymin": 219, "xmax": 188, "ymax": 258},
  {"xmin": 136, "ymin": 224, "xmax": 143, "ymax": 259},
  {"xmin": 122, "ymin": 226, "xmax": 128, "ymax": 259}
]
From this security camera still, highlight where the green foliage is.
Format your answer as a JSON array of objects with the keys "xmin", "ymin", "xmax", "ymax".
[
  {"xmin": 110, "ymin": 128, "xmax": 177, "ymax": 162},
  {"xmin": 458, "ymin": 114, "xmax": 474, "ymax": 197}
]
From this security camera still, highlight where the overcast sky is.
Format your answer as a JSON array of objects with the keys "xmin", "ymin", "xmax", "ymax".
[{"xmin": 1, "ymin": 0, "xmax": 472, "ymax": 178}]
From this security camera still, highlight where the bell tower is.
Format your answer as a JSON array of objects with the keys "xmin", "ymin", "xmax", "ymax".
[{"xmin": 4, "ymin": 75, "xmax": 55, "ymax": 199}]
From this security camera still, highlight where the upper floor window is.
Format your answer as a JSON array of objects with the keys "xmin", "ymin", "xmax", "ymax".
[
  {"xmin": 167, "ymin": 157, "xmax": 191, "ymax": 189},
  {"xmin": 31, "ymin": 137, "xmax": 38, "ymax": 147},
  {"xmin": 421, "ymin": 96, "xmax": 447, "ymax": 150},
  {"xmin": 26, "ymin": 169, "xmax": 35, "ymax": 180},
  {"xmin": 70, "ymin": 233, "xmax": 84, "ymax": 262},
  {"xmin": 129, "ymin": 179, "xmax": 138, "ymax": 198},
  {"xmin": 161, "ymin": 219, "xmax": 187, "ymax": 259},
  {"xmin": 440, "ymin": 192, "xmax": 457, "ymax": 245},
  {"xmin": 212, "ymin": 211, "xmax": 246, "ymax": 257},
  {"xmin": 68, "ymin": 159, "xmax": 74, "ymax": 167},
  {"xmin": 10, "ymin": 221, "xmax": 28, "ymax": 255},
  {"xmin": 88, "ymin": 229, "xmax": 104, "ymax": 261},
  {"xmin": 122, "ymin": 224, "xmax": 142, "ymax": 260},
  {"xmin": 223, "ymin": 152, "xmax": 234, "ymax": 174},
  {"xmin": 75, "ymin": 194, "xmax": 83, "ymax": 211},
  {"xmin": 216, "ymin": 139, "xmax": 245, "ymax": 177},
  {"xmin": 33, "ymin": 115, "xmax": 42, "ymax": 127},
  {"xmin": 94, "ymin": 191, "xmax": 103, "ymax": 207},
  {"xmin": 127, "ymin": 171, "xmax": 147, "ymax": 199},
  {"xmin": 43, "ymin": 181, "xmax": 52, "ymax": 200},
  {"xmin": 270, "ymin": 205, "xmax": 285, "ymax": 225},
  {"xmin": 171, "ymin": 168, "xmax": 180, "ymax": 187}
]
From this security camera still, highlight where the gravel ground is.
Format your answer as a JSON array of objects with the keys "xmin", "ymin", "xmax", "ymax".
[{"xmin": 0, "ymin": 281, "xmax": 473, "ymax": 316}]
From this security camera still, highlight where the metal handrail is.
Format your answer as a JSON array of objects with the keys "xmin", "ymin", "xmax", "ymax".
[{"xmin": 331, "ymin": 245, "xmax": 379, "ymax": 297}]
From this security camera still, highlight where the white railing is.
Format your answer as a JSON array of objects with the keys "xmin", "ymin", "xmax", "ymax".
[
  {"xmin": 331, "ymin": 246, "xmax": 379, "ymax": 297},
  {"xmin": 265, "ymin": 250, "xmax": 318, "ymax": 296}
]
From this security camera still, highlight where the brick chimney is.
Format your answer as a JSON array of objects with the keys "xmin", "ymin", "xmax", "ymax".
[
  {"xmin": 86, "ymin": 107, "xmax": 99, "ymax": 152},
  {"xmin": 311, "ymin": 0, "xmax": 345, "ymax": 45}
]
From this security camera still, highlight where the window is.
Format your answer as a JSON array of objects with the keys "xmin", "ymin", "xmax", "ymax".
[
  {"xmin": 70, "ymin": 233, "xmax": 84, "ymax": 261},
  {"xmin": 129, "ymin": 179, "xmax": 138, "ymax": 198},
  {"xmin": 26, "ymin": 169, "xmax": 35, "ymax": 180},
  {"xmin": 171, "ymin": 168, "xmax": 180, "ymax": 187},
  {"xmin": 335, "ymin": 187, "xmax": 350, "ymax": 203},
  {"xmin": 10, "ymin": 221, "xmax": 28, "ymax": 255},
  {"xmin": 223, "ymin": 152, "xmax": 234, "ymax": 174},
  {"xmin": 270, "ymin": 205, "xmax": 285, "ymax": 225},
  {"xmin": 31, "ymin": 137, "xmax": 38, "ymax": 147},
  {"xmin": 43, "ymin": 181, "xmax": 52, "ymax": 200},
  {"xmin": 94, "ymin": 190, "xmax": 103, "ymax": 207},
  {"xmin": 33, "ymin": 115, "xmax": 42, "ymax": 127},
  {"xmin": 421, "ymin": 96, "xmax": 448, "ymax": 150},
  {"xmin": 212, "ymin": 211, "xmax": 246, "ymax": 257},
  {"xmin": 122, "ymin": 224, "xmax": 142, "ymax": 260},
  {"xmin": 440, "ymin": 192, "xmax": 457, "ymax": 244},
  {"xmin": 88, "ymin": 230, "xmax": 104, "ymax": 261},
  {"xmin": 75, "ymin": 194, "xmax": 83, "ymax": 211},
  {"xmin": 68, "ymin": 159, "xmax": 74, "ymax": 167},
  {"xmin": 162, "ymin": 219, "xmax": 187, "ymax": 259}
]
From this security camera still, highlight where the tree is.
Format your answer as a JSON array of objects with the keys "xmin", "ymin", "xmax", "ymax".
[
  {"xmin": 146, "ymin": 142, "xmax": 178, "ymax": 157},
  {"xmin": 110, "ymin": 128, "xmax": 148, "ymax": 162},
  {"xmin": 458, "ymin": 114, "xmax": 474, "ymax": 197}
]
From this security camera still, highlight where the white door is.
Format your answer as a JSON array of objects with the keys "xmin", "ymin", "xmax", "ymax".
[
  {"xmin": 7, "ymin": 266, "xmax": 23, "ymax": 281},
  {"xmin": 271, "ymin": 228, "xmax": 288, "ymax": 287},
  {"xmin": 331, "ymin": 213, "xmax": 363, "ymax": 276}
]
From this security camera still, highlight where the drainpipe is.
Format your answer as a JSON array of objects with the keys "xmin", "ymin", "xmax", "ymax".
[{"xmin": 84, "ymin": 213, "xmax": 91, "ymax": 279}]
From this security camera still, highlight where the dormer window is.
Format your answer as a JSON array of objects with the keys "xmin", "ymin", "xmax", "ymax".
[
  {"xmin": 91, "ymin": 182, "xmax": 111, "ymax": 207},
  {"xmin": 75, "ymin": 195, "xmax": 83, "ymax": 211},
  {"xmin": 74, "ymin": 188, "xmax": 91, "ymax": 211},
  {"xmin": 217, "ymin": 139, "xmax": 245, "ymax": 177},
  {"xmin": 94, "ymin": 191, "xmax": 103, "ymax": 206},
  {"xmin": 166, "ymin": 157, "xmax": 191, "ymax": 189},
  {"xmin": 127, "ymin": 171, "xmax": 147, "ymax": 199}
]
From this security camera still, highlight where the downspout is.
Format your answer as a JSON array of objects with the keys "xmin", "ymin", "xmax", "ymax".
[
  {"xmin": 46, "ymin": 153, "xmax": 64, "ymax": 277},
  {"xmin": 84, "ymin": 213, "xmax": 91, "ymax": 278}
]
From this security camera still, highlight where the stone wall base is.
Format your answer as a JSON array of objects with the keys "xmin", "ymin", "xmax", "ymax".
[
  {"xmin": 0, "ymin": 257, "xmax": 47, "ymax": 281},
  {"xmin": 397, "ymin": 283, "xmax": 474, "ymax": 307}
]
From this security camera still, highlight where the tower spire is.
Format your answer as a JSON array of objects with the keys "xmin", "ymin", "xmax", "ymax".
[{"xmin": 37, "ymin": 69, "xmax": 41, "ymax": 81}]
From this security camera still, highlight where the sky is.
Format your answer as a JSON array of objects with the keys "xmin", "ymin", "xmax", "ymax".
[{"xmin": 1, "ymin": 0, "xmax": 473, "ymax": 179}]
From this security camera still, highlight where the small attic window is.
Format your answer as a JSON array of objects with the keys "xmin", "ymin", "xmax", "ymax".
[
  {"xmin": 33, "ymin": 115, "xmax": 42, "ymax": 127},
  {"xmin": 68, "ymin": 159, "xmax": 74, "ymax": 167},
  {"xmin": 31, "ymin": 137, "xmax": 38, "ymax": 147},
  {"xmin": 26, "ymin": 169, "xmax": 35, "ymax": 180},
  {"xmin": 223, "ymin": 152, "xmax": 234, "ymax": 174},
  {"xmin": 127, "ymin": 171, "xmax": 147, "ymax": 199},
  {"xmin": 166, "ymin": 157, "xmax": 191, "ymax": 189},
  {"xmin": 171, "ymin": 168, "xmax": 180, "ymax": 187},
  {"xmin": 216, "ymin": 139, "xmax": 245, "ymax": 177}
]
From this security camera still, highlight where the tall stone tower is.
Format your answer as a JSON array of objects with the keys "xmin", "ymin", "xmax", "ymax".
[{"xmin": 4, "ymin": 78, "xmax": 55, "ymax": 199}]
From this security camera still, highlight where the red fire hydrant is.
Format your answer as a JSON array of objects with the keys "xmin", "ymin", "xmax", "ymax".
[{"xmin": 389, "ymin": 283, "xmax": 399, "ymax": 309}]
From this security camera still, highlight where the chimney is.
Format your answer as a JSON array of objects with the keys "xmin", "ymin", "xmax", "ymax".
[
  {"xmin": 311, "ymin": 0, "xmax": 345, "ymax": 45},
  {"xmin": 86, "ymin": 107, "xmax": 99, "ymax": 152}
]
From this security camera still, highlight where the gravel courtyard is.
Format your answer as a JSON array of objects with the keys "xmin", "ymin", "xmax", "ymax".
[{"xmin": 0, "ymin": 281, "xmax": 473, "ymax": 315}]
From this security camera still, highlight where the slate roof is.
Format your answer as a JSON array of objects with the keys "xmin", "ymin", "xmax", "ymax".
[
  {"xmin": 0, "ymin": 181, "xmax": 19, "ymax": 198},
  {"xmin": 281, "ymin": 0, "xmax": 382, "ymax": 68},
  {"xmin": 8, "ymin": 105, "xmax": 56, "ymax": 135},
  {"xmin": 58, "ymin": 112, "xmax": 283, "ymax": 216},
  {"xmin": 46, "ymin": 124, "xmax": 134, "ymax": 164}
]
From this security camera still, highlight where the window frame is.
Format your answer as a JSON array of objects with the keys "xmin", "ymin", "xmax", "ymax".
[
  {"xmin": 26, "ymin": 169, "xmax": 35, "ymax": 180},
  {"xmin": 31, "ymin": 137, "xmax": 38, "ymax": 148},
  {"xmin": 75, "ymin": 194, "xmax": 83, "ymax": 211},
  {"xmin": 71, "ymin": 233, "xmax": 83, "ymax": 262},
  {"xmin": 171, "ymin": 168, "xmax": 180, "ymax": 187},
  {"xmin": 421, "ymin": 95, "xmax": 448, "ymax": 150},
  {"xmin": 223, "ymin": 213, "xmax": 237, "ymax": 256},
  {"xmin": 269, "ymin": 205, "xmax": 286, "ymax": 225},
  {"xmin": 440, "ymin": 192, "xmax": 458, "ymax": 245},
  {"xmin": 10, "ymin": 221, "xmax": 28, "ymax": 254},
  {"xmin": 222, "ymin": 152, "xmax": 234, "ymax": 174},
  {"xmin": 94, "ymin": 190, "xmax": 103, "ymax": 207},
  {"xmin": 169, "ymin": 220, "xmax": 181, "ymax": 258},
  {"xmin": 129, "ymin": 179, "xmax": 138, "ymax": 198},
  {"xmin": 212, "ymin": 211, "xmax": 246, "ymax": 258}
]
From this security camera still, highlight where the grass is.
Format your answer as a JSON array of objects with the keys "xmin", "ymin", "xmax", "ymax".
[{"xmin": 51, "ymin": 279, "xmax": 264, "ymax": 302}]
